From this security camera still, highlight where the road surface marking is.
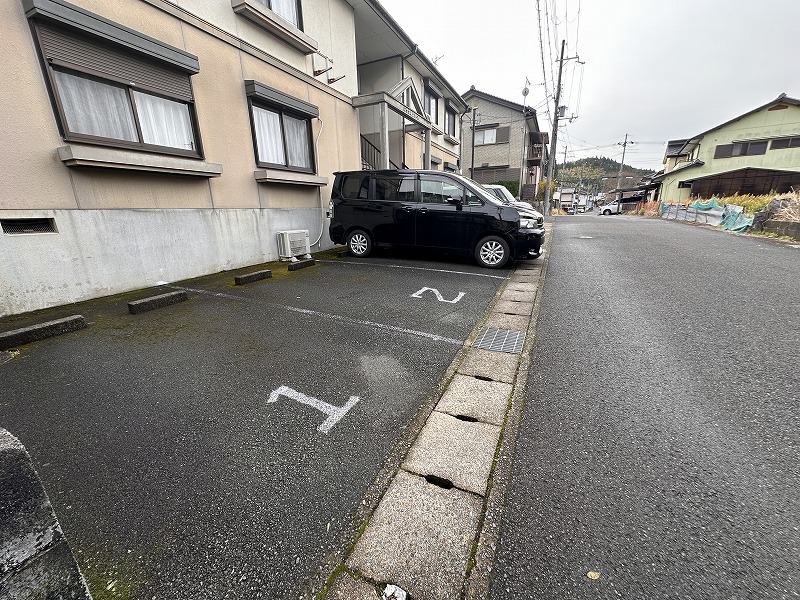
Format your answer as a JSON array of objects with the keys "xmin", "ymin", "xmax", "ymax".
[
  {"xmin": 267, "ymin": 385, "xmax": 360, "ymax": 434},
  {"xmin": 410, "ymin": 287, "xmax": 465, "ymax": 304}
]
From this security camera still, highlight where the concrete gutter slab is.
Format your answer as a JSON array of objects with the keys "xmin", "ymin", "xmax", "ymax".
[
  {"xmin": 509, "ymin": 272, "xmax": 538, "ymax": 282},
  {"xmin": 402, "ymin": 412, "xmax": 500, "ymax": 495},
  {"xmin": 505, "ymin": 282, "xmax": 537, "ymax": 293},
  {"xmin": 347, "ymin": 470, "xmax": 482, "ymax": 600},
  {"xmin": 458, "ymin": 348, "xmax": 519, "ymax": 383},
  {"xmin": 500, "ymin": 289, "xmax": 534, "ymax": 302},
  {"xmin": 437, "ymin": 374, "xmax": 511, "ymax": 426},
  {"xmin": 494, "ymin": 300, "xmax": 533, "ymax": 316},
  {"xmin": 326, "ymin": 573, "xmax": 378, "ymax": 599},
  {"xmin": 485, "ymin": 312, "xmax": 529, "ymax": 331}
]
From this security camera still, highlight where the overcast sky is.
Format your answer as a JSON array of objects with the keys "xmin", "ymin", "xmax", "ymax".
[{"xmin": 376, "ymin": 0, "xmax": 800, "ymax": 171}]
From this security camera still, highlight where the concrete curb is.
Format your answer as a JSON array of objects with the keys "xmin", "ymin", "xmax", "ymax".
[
  {"xmin": 234, "ymin": 269, "xmax": 273, "ymax": 285},
  {"xmin": 127, "ymin": 290, "xmax": 188, "ymax": 315},
  {"xmin": 314, "ymin": 223, "xmax": 554, "ymax": 599},
  {"xmin": 0, "ymin": 429, "xmax": 92, "ymax": 598},
  {"xmin": 0, "ymin": 316, "xmax": 86, "ymax": 351}
]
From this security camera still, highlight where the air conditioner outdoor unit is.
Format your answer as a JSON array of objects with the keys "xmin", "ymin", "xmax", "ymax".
[{"xmin": 277, "ymin": 229, "xmax": 311, "ymax": 261}]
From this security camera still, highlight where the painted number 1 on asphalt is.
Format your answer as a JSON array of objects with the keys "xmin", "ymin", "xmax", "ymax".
[{"xmin": 268, "ymin": 385, "xmax": 360, "ymax": 434}]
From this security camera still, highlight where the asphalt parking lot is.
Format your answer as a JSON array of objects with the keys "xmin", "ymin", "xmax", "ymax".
[{"xmin": 0, "ymin": 249, "xmax": 509, "ymax": 599}]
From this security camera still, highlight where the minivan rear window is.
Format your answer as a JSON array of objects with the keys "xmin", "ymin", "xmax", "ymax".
[
  {"xmin": 340, "ymin": 174, "xmax": 370, "ymax": 199},
  {"xmin": 374, "ymin": 175, "xmax": 416, "ymax": 202}
]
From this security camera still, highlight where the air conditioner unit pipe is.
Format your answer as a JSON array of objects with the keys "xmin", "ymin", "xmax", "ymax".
[{"xmin": 312, "ymin": 118, "xmax": 327, "ymax": 248}]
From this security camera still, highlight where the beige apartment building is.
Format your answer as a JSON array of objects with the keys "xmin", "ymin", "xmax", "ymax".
[{"xmin": 1, "ymin": 0, "xmax": 464, "ymax": 317}]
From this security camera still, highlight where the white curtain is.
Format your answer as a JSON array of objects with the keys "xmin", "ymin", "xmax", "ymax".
[
  {"xmin": 253, "ymin": 106, "xmax": 286, "ymax": 165},
  {"xmin": 270, "ymin": 0, "xmax": 299, "ymax": 26},
  {"xmin": 132, "ymin": 91, "xmax": 194, "ymax": 150},
  {"xmin": 284, "ymin": 115, "xmax": 311, "ymax": 169},
  {"xmin": 53, "ymin": 70, "xmax": 137, "ymax": 141}
]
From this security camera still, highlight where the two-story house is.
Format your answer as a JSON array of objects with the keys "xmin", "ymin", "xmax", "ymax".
[
  {"xmin": 654, "ymin": 94, "xmax": 800, "ymax": 203},
  {"xmin": 460, "ymin": 87, "xmax": 546, "ymax": 198}
]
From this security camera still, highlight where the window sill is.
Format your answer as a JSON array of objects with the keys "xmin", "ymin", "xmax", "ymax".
[
  {"xmin": 254, "ymin": 169, "xmax": 328, "ymax": 186},
  {"xmin": 57, "ymin": 145, "xmax": 223, "ymax": 177},
  {"xmin": 444, "ymin": 134, "xmax": 460, "ymax": 145},
  {"xmin": 231, "ymin": 0, "xmax": 318, "ymax": 55}
]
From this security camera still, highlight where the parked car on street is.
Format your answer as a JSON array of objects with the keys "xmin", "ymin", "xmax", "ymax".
[
  {"xmin": 329, "ymin": 170, "xmax": 545, "ymax": 268},
  {"xmin": 482, "ymin": 184, "xmax": 544, "ymax": 225},
  {"xmin": 597, "ymin": 201, "xmax": 624, "ymax": 215}
]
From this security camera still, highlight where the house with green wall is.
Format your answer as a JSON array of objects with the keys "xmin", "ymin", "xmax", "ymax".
[{"xmin": 654, "ymin": 94, "xmax": 800, "ymax": 202}]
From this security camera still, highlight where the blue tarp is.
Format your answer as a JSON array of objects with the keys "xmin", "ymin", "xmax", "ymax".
[
  {"xmin": 719, "ymin": 204, "xmax": 753, "ymax": 232},
  {"xmin": 689, "ymin": 199, "xmax": 723, "ymax": 211}
]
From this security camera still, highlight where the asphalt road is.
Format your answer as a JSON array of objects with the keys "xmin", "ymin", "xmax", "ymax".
[
  {"xmin": 491, "ymin": 215, "xmax": 799, "ymax": 599},
  {"xmin": 0, "ymin": 249, "xmax": 506, "ymax": 599}
]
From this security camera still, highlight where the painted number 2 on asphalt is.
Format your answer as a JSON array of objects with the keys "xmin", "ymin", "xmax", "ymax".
[
  {"xmin": 268, "ymin": 385, "xmax": 360, "ymax": 434},
  {"xmin": 410, "ymin": 287, "xmax": 464, "ymax": 303}
]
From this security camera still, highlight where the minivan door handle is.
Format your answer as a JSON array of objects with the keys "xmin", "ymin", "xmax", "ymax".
[
  {"xmin": 416, "ymin": 207, "xmax": 428, "ymax": 213},
  {"xmin": 400, "ymin": 204, "xmax": 415, "ymax": 212}
]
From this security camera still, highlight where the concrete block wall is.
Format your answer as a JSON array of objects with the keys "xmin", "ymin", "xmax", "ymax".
[
  {"xmin": 0, "ymin": 429, "xmax": 92, "ymax": 599},
  {"xmin": 763, "ymin": 219, "xmax": 800, "ymax": 240}
]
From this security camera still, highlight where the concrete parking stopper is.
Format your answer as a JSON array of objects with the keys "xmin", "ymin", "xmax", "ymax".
[
  {"xmin": 127, "ymin": 290, "xmax": 188, "ymax": 314},
  {"xmin": 0, "ymin": 429, "xmax": 92, "ymax": 599},
  {"xmin": 234, "ymin": 269, "xmax": 272, "ymax": 285},
  {"xmin": 0, "ymin": 316, "xmax": 86, "ymax": 351},
  {"xmin": 347, "ymin": 470, "xmax": 482, "ymax": 600}
]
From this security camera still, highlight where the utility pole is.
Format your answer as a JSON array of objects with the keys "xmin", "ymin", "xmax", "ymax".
[
  {"xmin": 614, "ymin": 133, "xmax": 634, "ymax": 208},
  {"xmin": 543, "ymin": 40, "xmax": 566, "ymax": 217}
]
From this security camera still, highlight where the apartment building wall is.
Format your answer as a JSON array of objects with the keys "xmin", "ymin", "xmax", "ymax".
[{"xmin": 0, "ymin": 0, "xmax": 361, "ymax": 316}]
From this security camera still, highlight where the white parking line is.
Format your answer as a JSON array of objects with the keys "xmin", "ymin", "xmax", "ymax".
[
  {"xmin": 168, "ymin": 286, "xmax": 463, "ymax": 346},
  {"xmin": 317, "ymin": 260, "xmax": 507, "ymax": 279}
]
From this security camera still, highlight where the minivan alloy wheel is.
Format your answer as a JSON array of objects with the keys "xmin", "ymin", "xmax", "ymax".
[
  {"xmin": 475, "ymin": 235, "xmax": 510, "ymax": 268},
  {"xmin": 347, "ymin": 229, "xmax": 372, "ymax": 257}
]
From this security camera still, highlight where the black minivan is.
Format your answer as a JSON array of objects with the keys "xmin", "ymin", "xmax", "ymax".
[{"xmin": 329, "ymin": 170, "xmax": 545, "ymax": 268}]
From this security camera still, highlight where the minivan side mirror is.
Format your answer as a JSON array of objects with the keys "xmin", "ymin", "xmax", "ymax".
[{"xmin": 446, "ymin": 197, "xmax": 462, "ymax": 206}]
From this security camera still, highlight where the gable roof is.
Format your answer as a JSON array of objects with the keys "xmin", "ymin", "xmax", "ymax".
[
  {"xmin": 462, "ymin": 87, "xmax": 542, "ymax": 133},
  {"xmin": 686, "ymin": 93, "xmax": 800, "ymax": 146},
  {"xmin": 347, "ymin": 0, "xmax": 468, "ymax": 112}
]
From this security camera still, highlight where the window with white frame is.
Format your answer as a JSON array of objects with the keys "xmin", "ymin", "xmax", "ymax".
[
  {"xmin": 254, "ymin": 0, "xmax": 301, "ymax": 28},
  {"xmin": 474, "ymin": 126, "xmax": 509, "ymax": 146},
  {"xmin": 474, "ymin": 128, "xmax": 496, "ymax": 145},
  {"xmin": 34, "ymin": 22, "xmax": 201, "ymax": 157},
  {"xmin": 246, "ymin": 81, "xmax": 317, "ymax": 172}
]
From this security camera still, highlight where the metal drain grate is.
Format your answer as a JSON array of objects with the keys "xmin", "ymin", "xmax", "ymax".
[{"xmin": 473, "ymin": 327, "xmax": 525, "ymax": 354}]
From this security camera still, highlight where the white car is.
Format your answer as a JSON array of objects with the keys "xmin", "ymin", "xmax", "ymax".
[
  {"xmin": 597, "ymin": 201, "xmax": 623, "ymax": 215},
  {"xmin": 483, "ymin": 184, "xmax": 544, "ymax": 225}
]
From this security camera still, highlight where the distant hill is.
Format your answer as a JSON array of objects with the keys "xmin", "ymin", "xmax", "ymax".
[{"xmin": 555, "ymin": 157, "xmax": 656, "ymax": 191}]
